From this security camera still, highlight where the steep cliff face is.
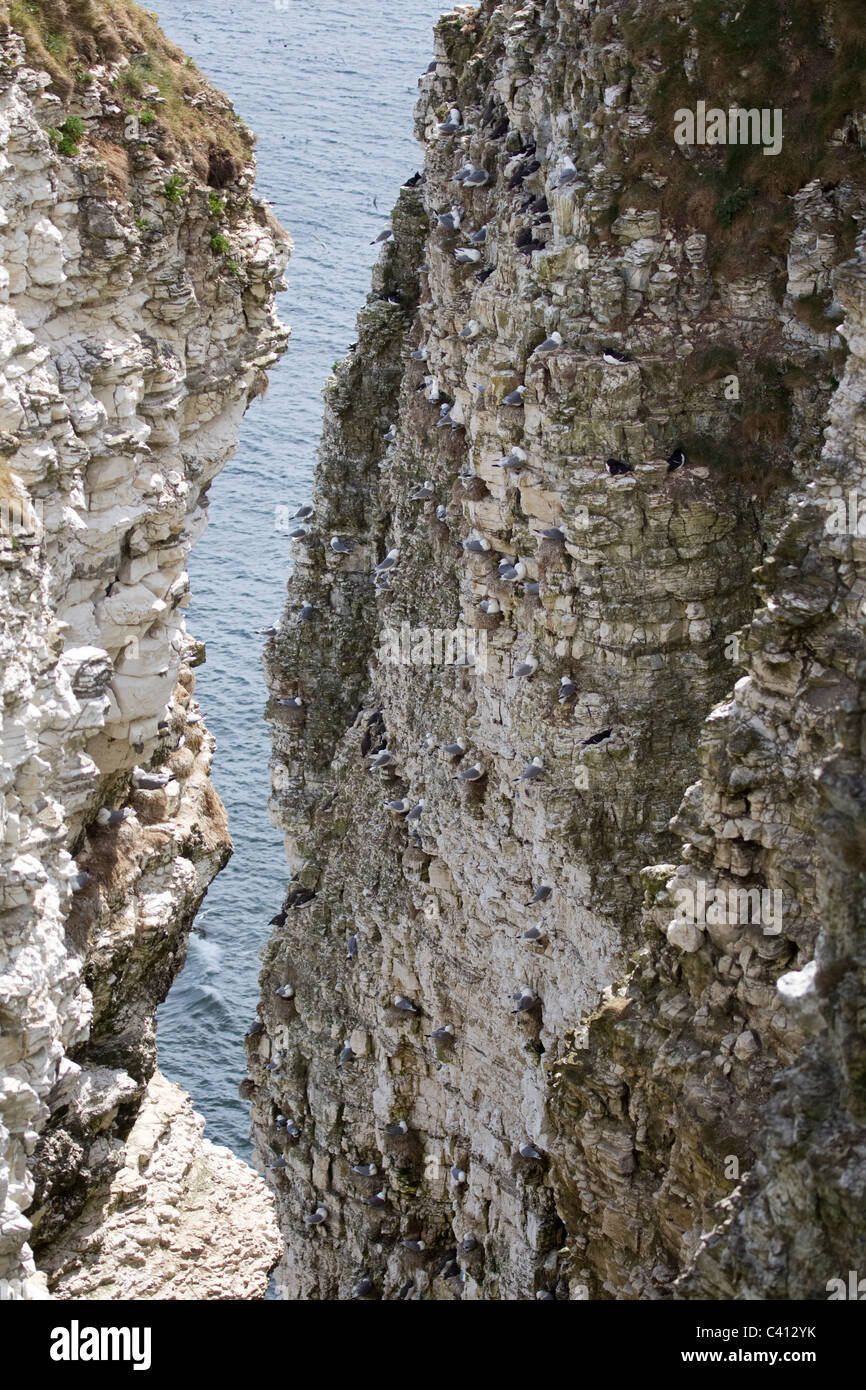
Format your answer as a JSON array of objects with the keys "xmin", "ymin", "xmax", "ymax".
[
  {"xmin": 0, "ymin": 8, "xmax": 287, "ymax": 1298},
  {"xmin": 252, "ymin": 0, "xmax": 866, "ymax": 1298}
]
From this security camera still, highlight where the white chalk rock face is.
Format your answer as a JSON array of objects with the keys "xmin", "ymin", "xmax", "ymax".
[{"xmin": 0, "ymin": 22, "xmax": 289, "ymax": 1300}]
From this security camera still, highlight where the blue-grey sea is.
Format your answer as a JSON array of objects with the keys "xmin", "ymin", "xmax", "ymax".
[{"xmin": 154, "ymin": 0, "xmax": 446, "ymax": 1161}]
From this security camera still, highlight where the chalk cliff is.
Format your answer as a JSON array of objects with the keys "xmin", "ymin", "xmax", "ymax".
[
  {"xmin": 0, "ymin": 4, "xmax": 287, "ymax": 1298},
  {"xmin": 253, "ymin": 0, "xmax": 866, "ymax": 1298}
]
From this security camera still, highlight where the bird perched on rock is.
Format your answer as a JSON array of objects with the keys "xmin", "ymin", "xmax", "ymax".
[
  {"xmin": 431, "ymin": 1024, "xmax": 456, "ymax": 1044},
  {"xmin": 494, "ymin": 445, "xmax": 528, "ymax": 470},
  {"xmin": 275, "ymin": 983, "xmax": 295, "ymax": 999},
  {"xmin": 352, "ymin": 1163, "xmax": 377, "ymax": 1178},
  {"xmin": 667, "ymin": 446, "xmax": 685, "ymax": 472},
  {"xmin": 330, "ymin": 535, "xmax": 353, "ymax": 553},
  {"xmin": 402, "ymin": 1239, "xmax": 425, "ymax": 1252},
  {"xmin": 468, "ymin": 224, "xmax": 488, "ymax": 244},
  {"xmin": 606, "ymin": 457, "xmax": 632, "ymax": 476},
  {"xmin": 512, "ymin": 987, "xmax": 537, "ymax": 1013},
  {"xmin": 462, "ymin": 167, "xmax": 490, "ymax": 187},
  {"xmin": 411, "ymin": 481, "xmax": 435, "ymax": 501},
  {"xmin": 514, "ymin": 653, "xmax": 538, "ymax": 678},
  {"xmin": 442, "ymin": 737, "xmax": 467, "ymax": 758},
  {"xmin": 558, "ymin": 676, "xmax": 577, "ymax": 702},
  {"xmin": 520, "ymin": 925, "xmax": 546, "ymax": 942},
  {"xmin": 539, "ymin": 526, "xmax": 566, "ymax": 543},
  {"xmin": 438, "ymin": 107, "xmax": 462, "ymax": 134},
  {"xmin": 456, "ymin": 764, "xmax": 485, "ymax": 782},
  {"xmin": 375, "ymin": 547, "xmax": 401, "ymax": 573},
  {"xmin": 353, "ymin": 1277, "xmax": 374, "ymax": 1298},
  {"xmin": 290, "ymin": 504, "xmax": 314, "ymax": 520},
  {"xmin": 436, "ymin": 504, "xmax": 448, "ymax": 522},
  {"xmin": 304, "ymin": 1207, "xmax": 327, "ymax": 1226},
  {"xmin": 366, "ymin": 1190, "xmax": 388, "ymax": 1209},
  {"xmin": 371, "ymin": 226, "xmax": 392, "ymax": 245},
  {"xmin": 97, "ymin": 807, "xmax": 134, "ymax": 827},
  {"xmin": 536, "ymin": 330, "xmax": 563, "ymax": 353},
  {"xmin": 583, "ymin": 727, "xmax": 612, "ymax": 746},
  {"xmin": 384, "ymin": 1120, "xmax": 409, "ymax": 1137},
  {"xmin": 450, "ymin": 1165, "xmax": 467, "ymax": 1185},
  {"xmin": 346, "ymin": 934, "xmax": 359, "ymax": 961},
  {"xmin": 297, "ymin": 603, "xmax": 314, "ymax": 622},
  {"xmin": 383, "ymin": 423, "xmax": 397, "ymax": 443},
  {"xmin": 406, "ymin": 800, "xmax": 425, "ymax": 821},
  {"xmin": 410, "ymin": 346, "xmax": 428, "ymax": 361},
  {"xmin": 368, "ymin": 749, "xmax": 394, "ymax": 771},
  {"xmin": 338, "ymin": 1044, "xmax": 355, "ymax": 1067},
  {"xmin": 523, "ymin": 581, "xmax": 541, "ymax": 596},
  {"xmin": 394, "ymin": 996, "xmax": 419, "ymax": 1013},
  {"xmin": 520, "ymin": 1143, "xmax": 542, "ymax": 1160},
  {"xmin": 455, "ymin": 247, "xmax": 482, "ymax": 265},
  {"xmin": 438, "ymin": 207, "xmax": 462, "ymax": 232},
  {"xmin": 518, "ymin": 756, "xmax": 544, "ymax": 782},
  {"xmin": 385, "ymin": 798, "xmax": 411, "ymax": 814},
  {"xmin": 458, "ymin": 319, "xmax": 481, "ymax": 341},
  {"xmin": 502, "ymin": 384, "xmax": 526, "ymax": 406},
  {"xmin": 602, "ymin": 348, "xmax": 631, "ymax": 365},
  {"xmin": 525, "ymin": 884, "xmax": 552, "ymax": 906},
  {"xmin": 463, "ymin": 535, "xmax": 490, "ymax": 553}
]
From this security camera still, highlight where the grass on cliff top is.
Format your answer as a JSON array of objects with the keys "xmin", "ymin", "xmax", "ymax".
[
  {"xmin": 617, "ymin": 0, "xmax": 866, "ymax": 269},
  {"xmin": 0, "ymin": 0, "xmax": 252, "ymax": 165}
]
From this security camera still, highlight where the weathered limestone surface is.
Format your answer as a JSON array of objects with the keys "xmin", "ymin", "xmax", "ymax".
[
  {"xmin": 0, "ymin": 21, "xmax": 289, "ymax": 1299},
  {"xmin": 252, "ymin": 0, "xmax": 866, "ymax": 1298}
]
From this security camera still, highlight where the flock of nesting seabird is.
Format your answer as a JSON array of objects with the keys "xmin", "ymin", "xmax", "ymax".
[{"xmin": 252, "ymin": 77, "xmax": 699, "ymax": 1296}]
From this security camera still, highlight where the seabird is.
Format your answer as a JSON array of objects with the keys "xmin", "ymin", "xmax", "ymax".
[
  {"xmin": 539, "ymin": 526, "xmax": 566, "ymax": 543},
  {"xmin": 410, "ymin": 346, "xmax": 427, "ymax": 361},
  {"xmin": 438, "ymin": 107, "xmax": 462, "ymax": 134},
  {"xmin": 421, "ymin": 733, "xmax": 437, "ymax": 753},
  {"xmin": 385, "ymin": 798, "xmax": 411, "ymax": 814},
  {"xmin": 352, "ymin": 1163, "xmax": 377, "ymax": 1177},
  {"xmin": 556, "ymin": 156, "xmax": 578, "ymax": 188},
  {"xmin": 519, "ymin": 1143, "xmax": 542, "ymax": 1160},
  {"xmin": 304, "ymin": 1207, "xmax": 327, "ymax": 1226},
  {"xmin": 269, "ymin": 1158, "xmax": 288, "ymax": 1171},
  {"xmin": 346, "ymin": 934, "xmax": 359, "ymax": 960},
  {"xmin": 290, "ymin": 504, "xmax": 314, "ymax": 520},
  {"xmin": 258, "ymin": 624, "xmax": 279, "ymax": 637},
  {"xmin": 410, "ymin": 481, "xmax": 435, "ymax": 500},
  {"xmin": 583, "ymin": 727, "xmax": 612, "ymax": 745},
  {"xmin": 463, "ymin": 535, "xmax": 490, "ymax": 553},
  {"xmin": 462, "ymin": 167, "xmax": 490, "ymax": 187},
  {"xmin": 494, "ymin": 446, "xmax": 528, "ymax": 470},
  {"xmin": 559, "ymin": 676, "xmax": 577, "ymax": 702},
  {"xmin": 602, "ymin": 349, "xmax": 631, "ymax": 364},
  {"xmin": 438, "ymin": 208, "xmax": 462, "ymax": 232},
  {"xmin": 462, "ymin": 1236, "xmax": 479, "ymax": 1252},
  {"xmin": 431, "ymin": 1024, "xmax": 455, "ymax": 1044},
  {"xmin": 394, "ymin": 996, "xmax": 419, "ymax": 1013},
  {"xmin": 520, "ymin": 925, "xmax": 546, "ymax": 942},
  {"xmin": 523, "ymin": 581, "xmax": 541, "ymax": 595},
  {"xmin": 368, "ymin": 750, "xmax": 394, "ymax": 770},
  {"xmin": 69, "ymin": 872, "xmax": 90, "ymax": 892},
  {"xmin": 297, "ymin": 603, "xmax": 314, "ymax": 622},
  {"xmin": 436, "ymin": 504, "xmax": 448, "ymax": 521},
  {"xmin": 475, "ymin": 266, "xmax": 495, "ymax": 284},
  {"xmin": 366, "ymin": 1190, "xmax": 388, "ymax": 1208},
  {"xmin": 453, "ymin": 163, "xmax": 474, "ymax": 184},
  {"xmin": 371, "ymin": 226, "xmax": 392, "ymax": 244},
  {"xmin": 456, "ymin": 764, "xmax": 485, "ymax": 782},
  {"xmin": 339, "ymin": 1044, "xmax": 355, "ymax": 1066},
  {"xmin": 525, "ymin": 884, "xmax": 552, "ymax": 906},
  {"xmin": 285, "ymin": 1121, "xmax": 300, "ymax": 1139},
  {"xmin": 330, "ymin": 535, "xmax": 353, "ymax": 553},
  {"xmin": 518, "ymin": 756, "xmax": 544, "ymax": 782},
  {"xmin": 383, "ymin": 423, "xmax": 397, "ymax": 443},
  {"xmin": 276, "ymin": 696, "xmax": 304, "ymax": 709},
  {"xmin": 97, "ymin": 807, "xmax": 134, "ymax": 826},
  {"xmin": 606, "ymin": 457, "xmax": 632, "ymax": 476},
  {"xmin": 458, "ymin": 320, "xmax": 481, "ymax": 341},
  {"xmin": 450, "ymin": 1165, "xmax": 467, "ymax": 1184},
  {"xmin": 384, "ymin": 1120, "xmax": 409, "ymax": 1137},
  {"xmin": 667, "ymin": 446, "xmax": 685, "ymax": 472},
  {"xmin": 468, "ymin": 224, "xmax": 488, "ymax": 245},
  {"xmin": 353, "ymin": 1277, "xmax": 374, "ymax": 1298},
  {"xmin": 436, "ymin": 403, "xmax": 453, "ymax": 426},
  {"xmin": 514, "ymin": 653, "xmax": 538, "ymax": 678},
  {"xmin": 402, "ymin": 1239, "xmax": 425, "ymax": 1251},
  {"xmin": 512, "ymin": 987, "xmax": 537, "ymax": 1013},
  {"xmin": 406, "ymin": 800, "xmax": 425, "ymax": 821},
  {"xmin": 455, "ymin": 247, "xmax": 481, "ymax": 264},
  {"xmin": 479, "ymin": 598, "xmax": 500, "ymax": 615},
  {"xmin": 502, "ymin": 385, "xmax": 526, "ymax": 406},
  {"xmin": 289, "ymin": 525, "xmax": 311, "ymax": 539},
  {"xmin": 442, "ymin": 738, "xmax": 466, "ymax": 757},
  {"xmin": 536, "ymin": 331, "xmax": 563, "ymax": 353},
  {"xmin": 375, "ymin": 547, "xmax": 401, "ymax": 572},
  {"xmin": 275, "ymin": 984, "xmax": 295, "ymax": 999}
]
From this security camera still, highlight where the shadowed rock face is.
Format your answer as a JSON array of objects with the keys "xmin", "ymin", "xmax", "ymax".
[
  {"xmin": 0, "ymin": 21, "xmax": 289, "ymax": 1298},
  {"xmin": 253, "ymin": 1, "xmax": 866, "ymax": 1299}
]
